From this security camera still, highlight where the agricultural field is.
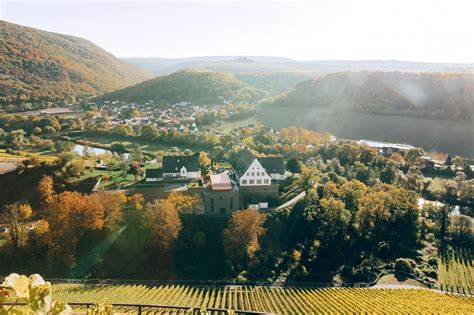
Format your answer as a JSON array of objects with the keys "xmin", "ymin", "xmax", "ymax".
[
  {"xmin": 52, "ymin": 283, "xmax": 474, "ymax": 314},
  {"xmin": 0, "ymin": 148, "xmax": 57, "ymax": 164},
  {"xmin": 438, "ymin": 248, "xmax": 474, "ymax": 295}
]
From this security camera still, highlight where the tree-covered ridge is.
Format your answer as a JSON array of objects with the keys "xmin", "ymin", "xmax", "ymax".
[
  {"xmin": 267, "ymin": 71, "xmax": 474, "ymax": 121},
  {"xmin": 233, "ymin": 72, "xmax": 314, "ymax": 96},
  {"xmin": 95, "ymin": 69, "xmax": 267, "ymax": 105},
  {"xmin": 0, "ymin": 20, "xmax": 153, "ymax": 109}
]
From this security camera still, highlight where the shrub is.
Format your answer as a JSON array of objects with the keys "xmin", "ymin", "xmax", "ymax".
[{"xmin": 394, "ymin": 258, "xmax": 416, "ymax": 273}]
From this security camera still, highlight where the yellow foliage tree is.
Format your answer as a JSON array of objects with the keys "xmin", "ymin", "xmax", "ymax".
[{"xmin": 223, "ymin": 209, "xmax": 267, "ymax": 266}]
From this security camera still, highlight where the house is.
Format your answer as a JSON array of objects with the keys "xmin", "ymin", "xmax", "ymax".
[
  {"xmin": 204, "ymin": 171, "xmax": 240, "ymax": 215},
  {"xmin": 162, "ymin": 154, "xmax": 201, "ymax": 179},
  {"xmin": 145, "ymin": 168, "xmax": 163, "ymax": 182},
  {"xmin": 357, "ymin": 140, "xmax": 414, "ymax": 156},
  {"xmin": 233, "ymin": 148, "xmax": 282, "ymax": 206},
  {"xmin": 234, "ymin": 148, "xmax": 286, "ymax": 186},
  {"xmin": 259, "ymin": 157, "xmax": 286, "ymax": 180}
]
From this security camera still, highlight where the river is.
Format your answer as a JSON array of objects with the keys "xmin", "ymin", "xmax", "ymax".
[{"xmin": 257, "ymin": 107, "xmax": 474, "ymax": 158}]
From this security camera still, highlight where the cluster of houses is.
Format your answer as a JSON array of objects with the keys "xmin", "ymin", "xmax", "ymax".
[
  {"xmin": 90, "ymin": 101, "xmax": 220, "ymax": 133},
  {"xmin": 144, "ymin": 148, "xmax": 287, "ymax": 215}
]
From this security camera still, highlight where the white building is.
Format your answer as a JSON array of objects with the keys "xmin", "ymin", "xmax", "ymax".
[
  {"xmin": 235, "ymin": 148, "xmax": 286, "ymax": 186},
  {"xmin": 162, "ymin": 154, "xmax": 201, "ymax": 179}
]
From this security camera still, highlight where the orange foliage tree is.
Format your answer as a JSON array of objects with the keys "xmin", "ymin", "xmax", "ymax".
[
  {"xmin": 223, "ymin": 209, "xmax": 267, "ymax": 266},
  {"xmin": 37, "ymin": 176, "xmax": 128, "ymax": 266},
  {"xmin": 142, "ymin": 198, "xmax": 182, "ymax": 250}
]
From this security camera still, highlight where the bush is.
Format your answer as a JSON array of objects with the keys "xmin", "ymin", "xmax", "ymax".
[{"xmin": 394, "ymin": 258, "xmax": 416, "ymax": 273}]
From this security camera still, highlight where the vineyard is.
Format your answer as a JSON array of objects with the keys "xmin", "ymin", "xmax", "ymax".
[
  {"xmin": 52, "ymin": 283, "xmax": 474, "ymax": 314},
  {"xmin": 438, "ymin": 247, "xmax": 474, "ymax": 295}
]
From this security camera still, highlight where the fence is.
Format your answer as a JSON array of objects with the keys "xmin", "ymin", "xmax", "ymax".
[
  {"xmin": 46, "ymin": 277, "xmax": 372, "ymax": 288},
  {"xmin": 0, "ymin": 302, "xmax": 274, "ymax": 315}
]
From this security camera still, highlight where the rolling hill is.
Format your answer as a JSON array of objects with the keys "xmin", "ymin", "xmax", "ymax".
[
  {"xmin": 234, "ymin": 72, "xmax": 315, "ymax": 96},
  {"xmin": 95, "ymin": 68, "xmax": 267, "ymax": 104},
  {"xmin": 125, "ymin": 56, "xmax": 474, "ymax": 76},
  {"xmin": 266, "ymin": 71, "xmax": 474, "ymax": 121},
  {"xmin": 0, "ymin": 20, "xmax": 153, "ymax": 109}
]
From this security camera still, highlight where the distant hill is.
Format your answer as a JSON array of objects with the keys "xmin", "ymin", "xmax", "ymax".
[
  {"xmin": 234, "ymin": 72, "xmax": 316, "ymax": 96},
  {"xmin": 125, "ymin": 56, "xmax": 474, "ymax": 76},
  {"xmin": 0, "ymin": 21, "xmax": 153, "ymax": 109},
  {"xmin": 266, "ymin": 71, "xmax": 474, "ymax": 121},
  {"xmin": 124, "ymin": 56, "xmax": 301, "ymax": 75},
  {"xmin": 95, "ymin": 69, "xmax": 267, "ymax": 104}
]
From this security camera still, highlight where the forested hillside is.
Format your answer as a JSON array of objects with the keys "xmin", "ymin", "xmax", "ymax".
[
  {"xmin": 96, "ymin": 69, "xmax": 267, "ymax": 104},
  {"xmin": 0, "ymin": 21, "xmax": 153, "ymax": 110},
  {"xmin": 234, "ymin": 72, "xmax": 314, "ymax": 96},
  {"xmin": 267, "ymin": 72, "xmax": 474, "ymax": 121}
]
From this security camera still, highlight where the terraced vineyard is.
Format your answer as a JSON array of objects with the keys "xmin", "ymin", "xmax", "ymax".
[
  {"xmin": 53, "ymin": 283, "xmax": 474, "ymax": 314},
  {"xmin": 438, "ymin": 247, "xmax": 474, "ymax": 295}
]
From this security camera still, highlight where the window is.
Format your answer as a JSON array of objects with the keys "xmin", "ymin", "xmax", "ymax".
[
  {"xmin": 249, "ymin": 179, "xmax": 255, "ymax": 184},
  {"xmin": 264, "ymin": 179, "xmax": 269, "ymax": 184},
  {"xmin": 247, "ymin": 172, "xmax": 250, "ymax": 176},
  {"xmin": 242, "ymin": 179, "xmax": 247, "ymax": 185},
  {"xmin": 251, "ymin": 172, "xmax": 255, "ymax": 176},
  {"xmin": 211, "ymin": 198, "xmax": 214, "ymax": 212},
  {"xmin": 257, "ymin": 179, "xmax": 262, "ymax": 184}
]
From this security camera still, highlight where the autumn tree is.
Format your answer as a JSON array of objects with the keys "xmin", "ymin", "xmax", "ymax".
[
  {"xmin": 38, "ymin": 177, "xmax": 127, "ymax": 266},
  {"xmin": 199, "ymin": 151, "xmax": 211, "ymax": 174},
  {"xmin": 355, "ymin": 185, "xmax": 419, "ymax": 256},
  {"xmin": 223, "ymin": 209, "xmax": 267, "ymax": 266},
  {"xmin": 95, "ymin": 191, "xmax": 127, "ymax": 231},
  {"xmin": 142, "ymin": 198, "xmax": 182, "ymax": 250},
  {"xmin": 37, "ymin": 175, "xmax": 55, "ymax": 206},
  {"xmin": 166, "ymin": 192, "xmax": 203, "ymax": 214},
  {"xmin": 2, "ymin": 202, "xmax": 32, "ymax": 248}
]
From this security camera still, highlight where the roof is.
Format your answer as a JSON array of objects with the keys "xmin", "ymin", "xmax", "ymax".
[
  {"xmin": 235, "ymin": 148, "xmax": 256, "ymax": 176},
  {"xmin": 146, "ymin": 168, "xmax": 162, "ymax": 178},
  {"xmin": 259, "ymin": 156, "xmax": 285, "ymax": 175},
  {"xmin": 210, "ymin": 171, "xmax": 232, "ymax": 191},
  {"xmin": 234, "ymin": 148, "xmax": 285, "ymax": 176},
  {"xmin": 357, "ymin": 140, "xmax": 414, "ymax": 151},
  {"xmin": 163, "ymin": 154, "xmax": 200, "ymax": 173}
]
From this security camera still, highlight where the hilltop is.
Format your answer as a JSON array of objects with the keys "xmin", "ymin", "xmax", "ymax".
[
  {"xmin": 125, "ymin": 56, "xmax": 474, "ymax": 75},
  {"xmin": 265, "ymin": 71, "xmax": 474, "ymax": 121},
  {"xmin": 95, "ymin": 68, "xmax": 267, "ymax": 104},
  {"xmin": 0, "ymin": 21, "xmax": 153, "ymax": 109}
]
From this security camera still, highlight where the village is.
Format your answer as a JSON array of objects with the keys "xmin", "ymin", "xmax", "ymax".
[{"xmin": 84, "ymin": 100, "xmax": 256, "ymax": 134}]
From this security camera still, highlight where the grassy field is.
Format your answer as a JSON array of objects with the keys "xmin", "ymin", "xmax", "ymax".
[
  {"xmin": 216, "ymin": 115, "xmax": 259, "ymax": 132},
  {"xmin": 0, "ymin": 148, "xmax": 57, "ymax": 163},
  {"xmin": 68, "ymin": 163, "xmax": 160, "ymax": 190},
  {"xmin": 70, "ymin": 134, "xmax": 206, "ymax": 155},
  {"xmin": 438, "ymin": 248, "xmax": 474, "ymax": 295},
  {"xmin": 51, "ymin": 283, "xmax": 474, "ymax": 314}
]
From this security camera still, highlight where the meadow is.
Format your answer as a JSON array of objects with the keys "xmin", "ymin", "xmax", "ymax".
[{"xmin": 52, "ymin": 283, "xmax": 474, "ymax": 314}]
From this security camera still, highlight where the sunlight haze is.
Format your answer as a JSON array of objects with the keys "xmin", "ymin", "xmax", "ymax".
[{"xmin": 1, "ymin": 0, "xmax": 473, "ymax": 62}]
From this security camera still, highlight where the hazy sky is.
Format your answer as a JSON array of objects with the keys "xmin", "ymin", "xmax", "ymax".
[{"xmin": 1, "ymin": 0, "xmax": 473, "ymax": 62}]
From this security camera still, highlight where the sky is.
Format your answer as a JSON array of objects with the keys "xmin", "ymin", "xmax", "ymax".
[{"xmin": 1, "ymin": 0, "xmax": 474, "ymax": 63}]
